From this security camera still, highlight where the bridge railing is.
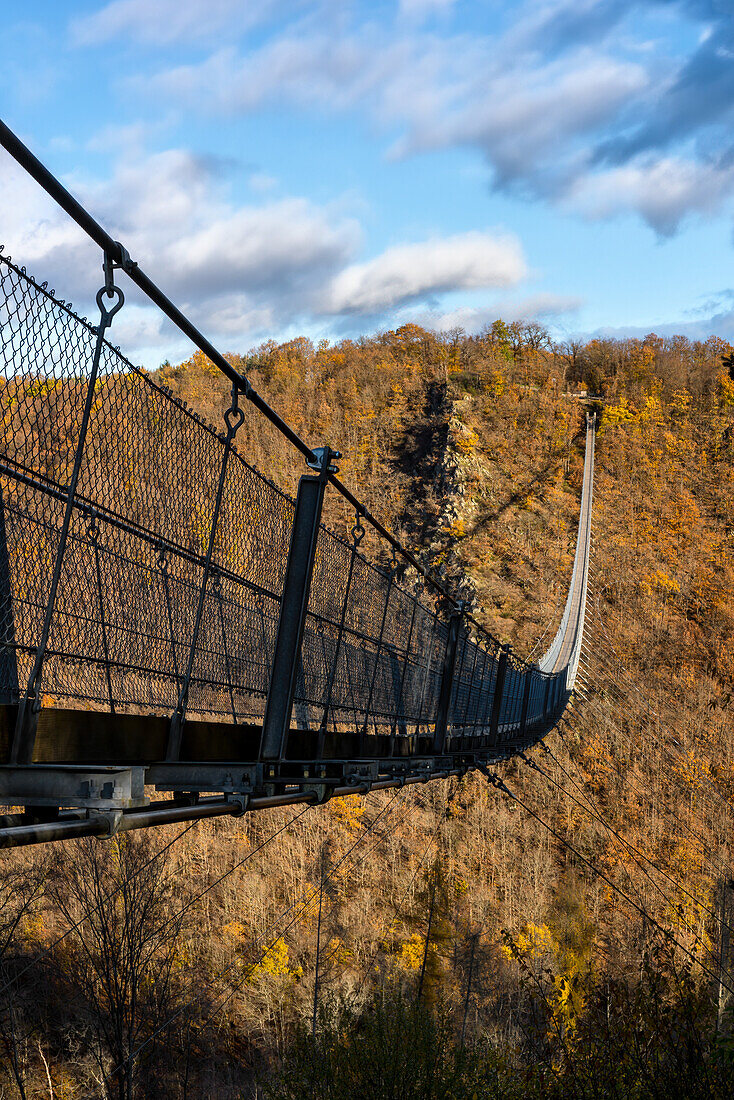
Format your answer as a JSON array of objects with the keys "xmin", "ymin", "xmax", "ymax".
[
  {"xmin": 0, "ymin": 246, "xmax": 566, "ymax": 766},
  {"xmin": 0, "ymin": 116, "xmax": 580, "ymax": 792}
]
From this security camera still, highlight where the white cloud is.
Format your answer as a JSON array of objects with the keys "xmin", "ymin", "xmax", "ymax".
[
  {"xmin": 1, "ymin": 146, "xmax": 536, "ymax": 360},
  {"xmin": 414, "ymin": 293, "xmax": 583, "ymax": 335},
  {"xmin": 71, "ymin": 0, "xmax": 281, "ymax": 46},
  {"xmin": 0, "ymin": 144, "xmax": 360, "ymax": 358},
  {"xmin": 393, "ymin": 52, "xmax": 646, "ymax": 179},
  {"xmin": 125, "ymin": 2, "xmax": 734, "ymax": 231},
  {"xmin": 325, "ymin": 231, "xmax": 527, "ymax": 315},
  {"xmin": 568, "ymin": 155, "xmax": 734, "ymax": 234},
  {"xmin": 139, "ymin": 27, "xmax": 646, "ymax": 191}
]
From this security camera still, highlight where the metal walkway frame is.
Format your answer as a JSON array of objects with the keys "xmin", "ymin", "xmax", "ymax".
[{"xmin": 0, "ymin": 120, "xmax": 595, "ymax": 846}]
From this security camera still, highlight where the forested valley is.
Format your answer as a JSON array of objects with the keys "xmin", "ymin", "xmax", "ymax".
[{"xmin": 3, "ymin": 320, "xmax": 734, "ymax": 1098}]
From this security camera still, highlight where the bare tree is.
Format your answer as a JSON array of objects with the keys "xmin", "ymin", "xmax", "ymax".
[
  {"xmin": 49, "ymin": 832, "xmax": 187, "ymax": 1100},
  {"xmin": 0, "ymin": 853, "xmax": 49, "ymax": 1100}
]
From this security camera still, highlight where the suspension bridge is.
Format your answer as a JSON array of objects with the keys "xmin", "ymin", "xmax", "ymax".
[{"xmin": 0, "ymin": 119, "xmax": 594, "ymax": 847}]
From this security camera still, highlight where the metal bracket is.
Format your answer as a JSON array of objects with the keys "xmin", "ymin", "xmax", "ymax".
[
  {"xmin": 224, "ymin": 793, "xmax": 249, "ymax": 816},
  {"xmin": 90, "ymin": 808, "xmax": 124, "ymax": 837},
  {"xmin": 0, "ymin": 765, "xmax": 148, "ymax": 809},
  {"xmin": 149, "ymin": 763, "xmax": 260, "ymax": 796},
  {"xmin": 344, "ymin": 760, "xmax": 379, "ymax": 784},
  {"xmin": 306, "ymin": 446, "xmax": 340, "ymax": 474},
  {"xmin": 302, "ymin": 782, "xmax": 331, "ymax": 805},
  {"xmin": 104, "ymin": 242, "xmax": 137, "ymax": 283}
]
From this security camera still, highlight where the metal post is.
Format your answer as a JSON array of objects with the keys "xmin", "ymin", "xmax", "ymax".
[
  {"xmin": 477, "ymin": 652, "xmax": 495, "ymax": 740},
  {"xmin": 260, "ymin": 450, "xmax": 338, "ymax": 761},
  {"xmin": 519, "ymin": 669, "xmax": 532, "ymax": 738},
  {"xmin": 489, "ymin": 645, "xmax": 509, "ymax": 744},
  {"xmin": 361, "ymin": 555, "xmax": 396, "ymax": 736},
  {"xmin": 213, "ymin": 572, "xmax": 237, "ymax": 723},
  {"xmin": 462, "ymin": 642, "xmax": 480, "ymax": 736},
  {"xmin": 317, "ymin": 513, "xmax": 364, "ymax": 754},
  {"xmin": 294, "ymin": 655, "xmax": 310, "ymax": 731},
  {"xmin": 542, "ymin": 675, "xmax": 552, "ymax": 720},
  {"xmin": 0, "ymin": 482, "xmax": 19, "ymax": 704},
  {"xmin": 158, "ymin": 547, "xmax": 183, "ymax": 704},
  {"xmin": 415, "ymin": 609, "xmax": 437, "ymax": 733},
  {"xmin": 467, "ymin": 647, "xmax": 485, "ymax": 735},
  {"xmin": 393, "ymin": 596, "xmax": 418, "ymax": 737},
  {"xmin": 453, "ymin": 632, "xmax": 471, "ymax": 735},
  {"xmin": 433, "ymin": 603, "xmax": 464, "ymax": 754},
  {"xmin": 387, "ymin": 648, "xmax": 407, "ymax": 737}
]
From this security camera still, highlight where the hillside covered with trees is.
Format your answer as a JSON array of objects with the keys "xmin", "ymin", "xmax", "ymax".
[{"xmin": 2, "ymin": 321, "xmax": 734, "ymax": 1098}]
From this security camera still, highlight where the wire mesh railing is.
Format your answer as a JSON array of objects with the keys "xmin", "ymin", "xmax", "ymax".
[
  {"xmin": 0, "ymin": 247, "xmax": 567, "ymax": 762},
  {"xmin": 0, "ymin": 115, "xmax": 592, "ymax": 778}
]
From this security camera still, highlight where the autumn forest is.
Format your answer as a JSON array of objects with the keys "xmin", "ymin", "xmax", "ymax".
[{"xmin": 3, "ymin": 319, "xmax": 734, "ymax": 1098}]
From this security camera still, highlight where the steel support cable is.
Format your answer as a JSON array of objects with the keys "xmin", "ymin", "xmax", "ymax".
[
  {"xmin": 306, "ymin": 788, "xmax": 429, "ymax": 948},
  {"xmin": 0, "ymin": 819, "xmax": 199, "ymax": 1001},
  {"xmin": 549, "ymin": 716, "xmax": 734, "ymax": 922},
  {"xmin": 575, "ymin": 610, "xmax": 734, "ymax": 820},
  {"xmin": 3, "ymin": 806, "xmax": 319, "ymax": 1073},
  {"xmin": 479, "ymin": 769, "xmax": 734, "ymax": 999},
  {"xmin": 572, "ymin": 621, "xmax": 734, "ymax": 829},
  {"xmin": 559, "ymin": 692, "xmax": 734, "ymax": 889},
  {"xmin": 191, "ymin": 789, "xmax": 405, "ymax": 960},
  {"xmin": 520, "ymin": 747, "xmax": 734, "ymax": 972},
  {"xmin": 555, "ymin": 713, "xmax": 734, "ymax": 945},
  {"xmin": 141, "ymin": 804, "xmax": 313, "ymax": 947},
  {"xmin": 319, "ymin": 778, "xmax": 458, "ymax": 974},
  {"xmin": 561, "ymin": 673, "xmax": 729, "ymax": 857},
  {"xmin": 313, "ymin": 798, "xmax": 428, "ymax": 977},
  {"xmin": 111, "ymin": 787, "xmax": 405, "ymax": 1077}
]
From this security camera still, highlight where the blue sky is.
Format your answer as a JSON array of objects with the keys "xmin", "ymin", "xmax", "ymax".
[{"xmin": 2, "ymin": 0, "xmax": 734, "ymax": 366}]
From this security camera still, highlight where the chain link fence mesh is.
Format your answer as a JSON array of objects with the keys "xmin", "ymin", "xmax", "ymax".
[{"xmin": 0, "ymin": 250, "xmax": 560, "ymax": 753}]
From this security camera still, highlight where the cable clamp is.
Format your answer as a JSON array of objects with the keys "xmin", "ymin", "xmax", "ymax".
[
  {"xmin": 90, "ymin": 809, "xmax": 124, "ymax": 837},
  {"xmin": 475, "ymin": 760, "xmax": 510, "ymax": 794},
  {"xmin": 226, "ymin": 793, "xmax": 249, "ymax": 817},
  {"xmin": 112, "ymin": 241, "xmax": 137, "ymax": 277},
  {"xmin": 236, "ymin": 374, "xmax": 253, "ymax": 400},
  {"xmin": 519, "ymin": 751, "xmax": 541, "ymax": 773},
  {"xmin": 489, "ymin": 772, "xmax": 511, "ymax": 795},
  {"xmin": 307, "ymin": 446, "xmax": 341, "ymax": 475}
]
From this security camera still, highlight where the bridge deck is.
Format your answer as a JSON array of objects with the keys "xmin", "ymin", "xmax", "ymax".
[{"xmin": 0, "ymin": 150, "xmax": 596, "ymax": 844}]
